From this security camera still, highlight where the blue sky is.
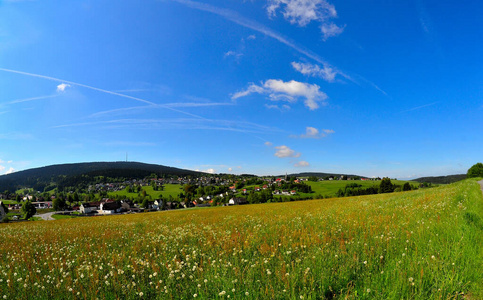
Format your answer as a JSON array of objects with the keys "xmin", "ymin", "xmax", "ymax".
[{"xmin": 0, "ymin": 0, "xmax": 482, "ymax": 178}]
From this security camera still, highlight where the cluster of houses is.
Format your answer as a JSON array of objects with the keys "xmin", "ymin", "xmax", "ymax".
[
  {"xmin": 87, "ymin": 176, "xmax": 237, "ymax": 194},
  {"xmin": 77, "ymin": 195, "xmax": 250, "ymax": 216}
]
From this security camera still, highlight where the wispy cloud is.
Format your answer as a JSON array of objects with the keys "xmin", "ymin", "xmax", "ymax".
[
  {"xmin": 291, "ymin": 126, "xmax": 334, "ymax": 139},
  {"xmin": 400, "ymin": 102, "xmax": 438, "ymax": 113},
  {"xmin": 167, "ymin": 0, "xmax": 389, "ymax": 95},
  {"xmin": 88, "ymin": 105, "xmax": 152, "ymax": 118},
  {"xmin": 102, "ymin": 141, "xmax": 157, "ymax": 147},
  {"xmin": 2, "ymin": 94, "xmax": 59, "ymax": 106},
  {"xmin": 167, "ymin": 0, "xmax": 344, "ymax": 75},
  {"xmin": 53, "ymin": 118, "xmax": 284, "ymax": 135},
  {"xmin": 165, "ymin": 102, "xmax": 235, "ymax": 108},
  {"xmin": 224, "ymin": 50, "xmax": 243, "ymax": 60},
  {"xmin": 195, "ymin": 167, "xmax": 217, "ymax": 174},
  {"xmin": 232, "ymin": 79, "xmax": 327, "ymax": 110},
  {"xmin": 267, "ymin": 0, "xmax": 344, "ymax": 40},
  {"xmin": 267, "ymin": 0, "xmax": 336, "ymax": 26},
  {"xmin": 0, "ymin": 68, "xmax": 207, "ymax": 119},
  {"xmin": 291, "ymin": 61, "xmax": 337, "ymax": 82},
  {"xmin": 0, "ymin": 132, "xmax": 33, "ymax": 140},
  {"xmin": 89, "ymin": 102, "xmax": 234, "ymax": 118},
  {"xmin": 294, "ymin": 160, "xmax": 309, "ymax": 167},
  {"xmin": 265, "ymin": 104, "xmax": 291, "ymax": 111},
  {"xmin": 1, "ymin": 167, "xmax": 15, "ymax": 175},
  {"xmin": 113, "ymin": 88, "xmax": 156, "ymax": 93},
  {"xmin": 320, "ymin": 23, "xmax": 345, "ymax": 41}
]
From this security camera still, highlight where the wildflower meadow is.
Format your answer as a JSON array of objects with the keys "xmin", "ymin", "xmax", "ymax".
[{"xmin": 0, "ymin": 179, "xmax": 482, "ymax": 299}]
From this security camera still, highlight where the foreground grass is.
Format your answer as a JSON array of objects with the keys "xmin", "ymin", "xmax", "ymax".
[
  {"xmin": 0, "ymin": 180, "xmax": 482, "ymax": 299},
  {"xmin": 51, "ymin": 214, "xmax": 77, "ymax": 220}
]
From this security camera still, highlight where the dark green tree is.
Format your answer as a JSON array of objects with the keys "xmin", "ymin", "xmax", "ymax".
[
  {"xmin": 53, "ymin": 197, "xmax": 66, "ymax": 211},
  {"xmin": 0, "ymin": 201, "xmax": 9, "ymax": 214},
  {"xmin": 21, "ymin": 200, "xmax": 36, "ymax": 220},
  {"xmin": 379, "ymin": 177, "xmax": 394, "ymax": 193},
  {"xmin": 141, "ymin": 197, "xmax": 150, "ymax": 209},
  {"xmin": 467, "ymin": 162, "xmax": 483, "ymax": 178},
  {"xmin": 402, "ymin": 182, "xmax": 411, "ymax": 191}
]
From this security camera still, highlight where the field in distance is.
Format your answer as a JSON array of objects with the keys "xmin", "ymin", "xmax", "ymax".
[
  {"xmin": 105, "ymin": 179, "xmax": 420, "ymax": 201},
  {"xmin": 0, "ymin": 179, "xmax": 482, "ymax": 299}
]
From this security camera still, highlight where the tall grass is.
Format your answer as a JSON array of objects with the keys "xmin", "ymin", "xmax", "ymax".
[{"xmin": 0, "ymin": 179, "xmax": 481, "ymax": 299}]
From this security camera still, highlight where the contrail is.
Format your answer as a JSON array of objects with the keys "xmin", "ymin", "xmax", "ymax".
[
  {"xmin": 167, "ymin": 0, "xmax": 389, "ymax": 95},
  {"xmin": 167, "ymin": 0, "xmax": 351, "ymax": 80},
  {"xmin": 399, "ymin": 102, "xmax": 438, "ymax": 113},
  {"xmin": 0, "ymin": 67, "xmax": 207, "ymax": 119},
  {"xmin": 7, "ymin": 94, "xmax": 59, "ymax": 105}
]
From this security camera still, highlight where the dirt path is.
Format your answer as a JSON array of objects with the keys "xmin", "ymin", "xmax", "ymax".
[
  {"xmin": 35, "ymin": 212, "xmax": 57, "ymax": 220},
  {"xmin": 35, "ymin": 211, "xmax": 73, "ymax": 221},
  {"xmin": 479, "ymin": 180, "xmax": 483, "ymax": 192}
]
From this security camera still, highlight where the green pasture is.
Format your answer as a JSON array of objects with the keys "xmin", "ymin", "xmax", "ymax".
[{"xmin": 306, "ymin": 179, "xmax": 419, "ymax": 197}]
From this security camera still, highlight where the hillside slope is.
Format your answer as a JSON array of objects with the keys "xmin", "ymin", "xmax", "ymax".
[
  {"xmin": 412, "ymin": 174, "xmax": 466, "ymax": 184},
  {"xmin": 0, "ymin": 161, "xmax": 202, "ymax": 191}
]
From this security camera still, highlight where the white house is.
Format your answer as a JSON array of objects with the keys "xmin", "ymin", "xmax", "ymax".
[
  {"xmin": 99, "ymin": 202, "xmax": 122, "ymax": 214},
  {"xmin": 80, "ymin": 202, "xmax": 100, "ymax": 214}
]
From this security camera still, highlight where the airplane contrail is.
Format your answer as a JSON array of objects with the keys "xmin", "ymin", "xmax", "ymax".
[{"xmin": 0, "ymin": 67, "xmax": 207, "ymax": 119}]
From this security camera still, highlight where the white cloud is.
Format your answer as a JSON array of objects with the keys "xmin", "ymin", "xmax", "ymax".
[
  {"xmin": 267, "ymin": 0, "xmax": 344, "ymax": 40},
  {"xmin": 224, "ymin": 50, "xmax": 243, "ymax": 59},
  {"xmin": 0, "ymin": 163, "xmax": 15, "ymax": 175},
  {"xmin": 247, "ymin": 34, "xmax": 256, "ymax": 40},
  {"xmin": 56, "ymin": 83, "xmax": 70, "ymax": 92},
  {"xmin": 267, "ymin": 0, "xmax": 337, "ymax": 26},
  {"xmin": 265, "ymin": 104, "xmax": 291, "ymax": 111},
  {"xmin": 293, "ymin": 126, "xmax": 335, "ymax": 138},
  {"xmin": 228, "ymin": 167, "xmax": 233, "ymax": 172},
  {"xmin": 320, "ymin": 23, "xmax": 345, "ymax": 40},
  {"xmin": 302, "ymin": 126, "xmax": 320, "ymax": 138},
  {"xmin": 294, "ymin": 160, "xmax": 310, "ymax": 167},
  {"xmin": 232, "ymin": 84, "xmax": 265, "ymax": 100},
  {"xmin": 291, "ymin": 61, "xmax": 337, "ymax": 82},
  {"xmin": 232, "ymin": 79, "xmax": 327, "ymax": 110},
  {"xmin": 265, "ymin": 141, "xmax": 273, "ymax": 146},
  {"xmin": 203, "ymin": 168, "xmax": 216, "ymax": 174},
  {"xmin": 274, "ymin": 145, "xmax": 300, "ymax": 158}
]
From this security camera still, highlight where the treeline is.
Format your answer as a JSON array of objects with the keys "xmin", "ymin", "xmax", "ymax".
[{"xmin": 336, "ymin": 178, "xmax": 423, "ymax": 197}]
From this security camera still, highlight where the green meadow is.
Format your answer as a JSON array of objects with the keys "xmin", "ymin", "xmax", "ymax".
[
  {"xmin": 107, "ymin": 184, "xmax": 184, "ymax": 200},
  {"xmin": 305, "ymin": 179, "xmax": 420, "ymax": 197},
  {"xmin": 1, "ymin": 179, "xmax": 482, "ymax": 299}
]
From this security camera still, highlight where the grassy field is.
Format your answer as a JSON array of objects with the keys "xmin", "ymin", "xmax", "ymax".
[
  {"xmin": 305, "ymin": 179, "xmax": 419, "ymax": 197},
  {"xmin": 0, "ymin": 179, "xmax": 482, "ymax": 299},
  {"xmin": 108, "ymin": 184, "xmax": 184, "ymax": 199}
]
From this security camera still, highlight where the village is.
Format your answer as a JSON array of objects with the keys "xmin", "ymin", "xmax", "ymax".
[{"xmin": 0, "ymin": 174, "xmax": 337, "ymax": 221}]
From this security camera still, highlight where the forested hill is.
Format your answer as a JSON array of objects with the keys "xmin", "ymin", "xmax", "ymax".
[
  {"xmin": 412, "ymin": 174, "xmax": 467, "ymax": 184},
  {"xmin": 285, "ymin": 172, "xmax": 366, "ymax": 179},
  {"xmin": 0, "ymin": 161, "xmax": 202, "ymax": 192}
]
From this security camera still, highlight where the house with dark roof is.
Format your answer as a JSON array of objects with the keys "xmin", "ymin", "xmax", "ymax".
[
  {"xmin": 80, "ymin": 202, "xmax": 101, "ymax": 214},
  {"xmin": 99, "ymin": 201, "xmax": 122, "ymax": 214}
]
